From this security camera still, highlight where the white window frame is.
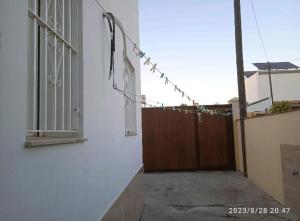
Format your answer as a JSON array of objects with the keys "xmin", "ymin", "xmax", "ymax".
[
  {"xmin": 27, "ymin": 0, "xmax": 82, "ymax": 139},
  {"xmin": 124, "ymin": 57, "xmax": 137, "ymax": 136}
]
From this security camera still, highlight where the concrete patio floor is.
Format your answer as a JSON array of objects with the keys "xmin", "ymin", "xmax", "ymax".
[{"xmin": 141, "ymin": 172, "xmax": 299, "ymax": 221}]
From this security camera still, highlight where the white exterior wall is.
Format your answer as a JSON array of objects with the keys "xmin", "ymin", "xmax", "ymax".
[
  {"xmin": 0, "ymin": 0, "xmax": 142, "ymax": 221},
  {"xmin": 258, "ymin": 73, "xmax": 300, "ymax": 102},
  {"xmin": 246, "ymin": 71, "xmax": 300, "ymax": 112},
  {"xmin": 257, "ymin": 74, "xmax": 271, "ymax": 101},
  {"xmin": 246, "ymin": 98, "xmax": 272, "ymax": 112},
  {"xmin": 245, "ymin": 73, "xmax": 259, "ymax": 103}
]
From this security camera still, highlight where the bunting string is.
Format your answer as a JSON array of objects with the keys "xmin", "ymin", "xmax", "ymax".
[
  {"xmin": 133, "ymin": 44, "xmax": 197, "ymax": 105},
  {"xmin": 96, "ymin": 0, "xmax": 234, "ymax": 118}
]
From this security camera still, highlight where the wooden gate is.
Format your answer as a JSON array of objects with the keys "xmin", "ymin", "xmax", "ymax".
[{"xmin": 142, "ymin": 105, "xmax": 235, "ymax": 172}]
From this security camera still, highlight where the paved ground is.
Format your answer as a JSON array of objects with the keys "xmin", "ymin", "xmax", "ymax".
[{"xmin": 141, "ymin": 172, "xmax": 299, "ymax": 221}]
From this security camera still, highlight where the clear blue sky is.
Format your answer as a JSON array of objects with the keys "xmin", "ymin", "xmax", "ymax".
[{"xmin": 139, "ymin": 0, "xmax": 300, "ymax": 105}]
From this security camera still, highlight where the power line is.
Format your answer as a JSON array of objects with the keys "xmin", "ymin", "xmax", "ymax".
[
  {"xmin": 94, "ymin": 0, "xmax": 106, "ymax": 12},
  {"xmin": 250, "ymin": 1, "xmax": 300, "ymax": 67},
  {"xmin": 250, "ymin": 0, "xmax": 274, "ymax": 104},
  {"xmin": 94, "ymin": 0, "xmax": 139, "ymax": 50},
  {"xmin": 250, "ymin": 0, "xmax": 269, "ymax": 62}
]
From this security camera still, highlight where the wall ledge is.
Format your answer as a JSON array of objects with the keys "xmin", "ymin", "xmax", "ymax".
[
  {"xmin": 235, "ymin": 109, "xmax": 300, "ymax": 121},
  {"xmin": 25, "ymin": 137, "xmax": 88, "ymax": 148}
]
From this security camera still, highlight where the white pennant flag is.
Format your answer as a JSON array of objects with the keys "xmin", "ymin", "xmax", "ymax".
[
  {"xmin": 150, "ymin": 63, "xmax": 157, "ymax": 73},
  {"xmin": 197, "ymin": 113, "xmax": 202, "ymax": 123},
  {"xmin": 144, "ymin": 57, "xmax": 151, "ymax": 65}
]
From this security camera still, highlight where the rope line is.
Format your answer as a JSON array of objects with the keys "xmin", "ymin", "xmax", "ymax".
[
  {"xmin": 95, "ymin": 0, "xmax": 235, "ymax": 116},
  {"xmin": 95, "ymin": 0, "xmax": 197, "ymax": 105}
]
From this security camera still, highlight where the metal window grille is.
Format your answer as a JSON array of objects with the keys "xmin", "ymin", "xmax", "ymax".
[
  {"xmin": 124, "ymin": 62, "xmax": 137, "ymax": 135},
  {"xmin": 27, "ymin": 0, "xmax": 80, "ymax": 136}
]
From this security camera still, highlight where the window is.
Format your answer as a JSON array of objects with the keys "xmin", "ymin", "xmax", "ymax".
[
  {"xmin": 124, "ymin": 58, "xmax": 137, "ymax": 135},
  {"xmin": 27, "ymin": 0, "xmax": 81, "ymax": 139}
]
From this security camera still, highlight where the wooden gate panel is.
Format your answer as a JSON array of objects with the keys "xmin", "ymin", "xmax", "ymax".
[
  {"xmin": 198, "ymin": 113, "xmax": 235, "ymax": 170},
  {"xmin": 142, "ymin": 105, "xmax": 235, "ymax": 172},
  {"xmin": 142, "ymin": 108, "xmax": 198, "ymax": 172}
]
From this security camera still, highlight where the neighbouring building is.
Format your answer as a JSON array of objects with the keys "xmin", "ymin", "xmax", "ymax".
[
  {"xmin": 244, "ymin": 62, "xmax": 300, "ymax": 112},
  {"xmin": 0, "ymin": 0, "xmax": 144, "ymax": 221}
]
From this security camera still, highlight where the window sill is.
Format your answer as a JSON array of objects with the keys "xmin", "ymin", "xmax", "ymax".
[
  {"xmin": 125, "ymin": 131, "xmax": 138, "ymax": 137},
  {"xmin": 25, "ymin": 137, "xmax": 88, "ymax": 148}
]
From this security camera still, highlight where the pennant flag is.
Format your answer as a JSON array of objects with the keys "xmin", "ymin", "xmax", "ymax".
[
  {"xmin": 137, "ymin": 50, "xmax": 145, "ymax": 58},
  {"xmin": 150, "ymin": 64, "xmax": 157, "ymax": 73},
  {"xmin": 165, "ymin": 77, "xmax": 168, "ymax": 84},
  {"xmin": 144, "ymin": 57, "xmax": 151, "ymax": 65},
  {"xmin": 197, "ymin": 113, "xmax": 202, "ymax": 123}
]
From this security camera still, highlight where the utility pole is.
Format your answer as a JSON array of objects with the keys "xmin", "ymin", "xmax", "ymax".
[
  {"xmin": 267, "ymin": 62, "xmax": 274, "ymax": 104},
  {"xmin": 234, "ymin": 0, "xmax": 248, "ymax": 177}
]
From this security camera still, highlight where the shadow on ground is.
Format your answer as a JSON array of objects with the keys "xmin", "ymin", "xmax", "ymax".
[{"xmin": 141, "ymin": 172, "xmax": 299, "ymax": 221}]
